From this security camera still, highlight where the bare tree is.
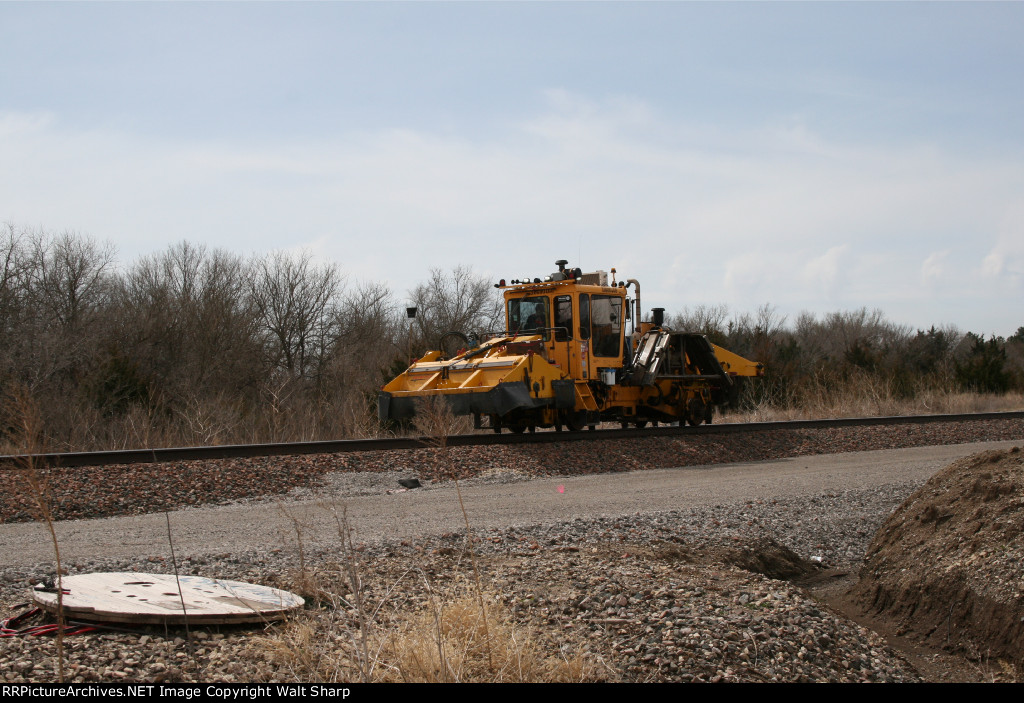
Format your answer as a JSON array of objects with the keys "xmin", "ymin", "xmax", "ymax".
[
  {"xmin": 109, "ymin": 242, "xmax": 262, "ymax": 416},
  {"xmin": 0, "ymin": 229, "xmax": 118, "ymax": 448},
  {"xmin": 337, "ymin": 280, "xmax": 399, "ymax": 343},
  {"xmin": 667, "ymin": 304, "xmax": 731, "ymax": 344},
  {"xmin": 31, "ymin": 230, "xmax": 115, "ymax": 332},
  {"xmin": 250, "ymin": 250, "xmax": 343, "ymax": 379},
  {"xmin": 9, "ymin": 230, "xmax": 115, "ymax": 386},
  {"xmin": 0, "ymin": 224, "xmax": 30, "ymax": 329},
  {"xmin": 792, "ymin": 308, "xmax": 911, "ymax": 368},
  {"xmin": 720, "ymin": 303, "xmax": 788, "ymax": 359},
  {"xmin": 318, "ymin": 280, "xmax": 403, "ymax": 423},
  {"xmin": 332, "ymin": 279, "xmax": 401, "ymax": 374},
  {"xmin": 409, "ymin": 265, "xmax": 502, "ymax": 351}
]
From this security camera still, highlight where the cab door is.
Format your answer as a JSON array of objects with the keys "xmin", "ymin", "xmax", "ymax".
[
  {"xmin": 581, "ymin": 292, "xmax": 625, "ymax": 381},
  {"xmin": 550, "ymin": 293, "xmax": 577, "ymax": 378},
  {"xmin": 578, "ymin": 293, "xmax": 592, "ymax": 380}
]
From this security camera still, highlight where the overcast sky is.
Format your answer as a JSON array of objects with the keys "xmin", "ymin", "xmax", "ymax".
[{"xmin": 2, "ymin": 2, "xmax": 1022, "ymax": 337}]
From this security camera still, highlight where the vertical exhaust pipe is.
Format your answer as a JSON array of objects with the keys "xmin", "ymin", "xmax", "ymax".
[{"xmin": 626, "ymin": 279, "xmax": 641, "ymax": 331}]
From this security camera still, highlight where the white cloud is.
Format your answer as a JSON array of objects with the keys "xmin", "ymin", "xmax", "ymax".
[
  {"xmin": 2, "ymin": 95, "xmax": 1023, "ymax": 334},
  {"xmin": 921, "ymin": 250, "xmax": 950, "ymax": 286},
  {"xmin": 982, "ymin": 200, "xmax": 1024, "ymax": 282},
  {"xmin": 0, "ymin": 110, "xmax": 55, "ymax": 137},
  {"xmin": 801, "ymin": 245, "xmax": 850, "ymax": 300}
]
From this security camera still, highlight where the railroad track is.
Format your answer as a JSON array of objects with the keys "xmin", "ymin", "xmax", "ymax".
[{"xmin": 3, "ymin": 411, "xmax": 1023, "ymax": 469}]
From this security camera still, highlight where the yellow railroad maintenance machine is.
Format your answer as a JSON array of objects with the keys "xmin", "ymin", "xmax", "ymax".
[{"xmin": 379, "ymin": 260, "xmax": 763, "ymax": 432}]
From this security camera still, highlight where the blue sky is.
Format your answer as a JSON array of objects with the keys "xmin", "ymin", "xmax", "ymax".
[{"xmin": 2, "ymin": 2, "xmax": 1022, "ymax": 337}]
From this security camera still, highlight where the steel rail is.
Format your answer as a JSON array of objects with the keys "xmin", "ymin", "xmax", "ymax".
[{"xmin": 2, "ymin": 411, "xmax": 1023, "ymax": 469}]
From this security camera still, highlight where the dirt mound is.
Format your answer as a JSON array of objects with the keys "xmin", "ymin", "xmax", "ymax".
[
  {"xmin": 648, "ymin": 537, "xmax": 820, "ymax": 581},
  {"xmin": 713, "ymin": 538, "xmax": 821, "ymax": 581},
  {"xmin": 853, "ymin": 447, "xmax": 1024, "ymax": 673}
]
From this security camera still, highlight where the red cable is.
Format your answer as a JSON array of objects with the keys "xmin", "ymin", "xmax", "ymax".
[{"xmin": 1, "ymin": 607, "xmax": 97, "ymax": 637}]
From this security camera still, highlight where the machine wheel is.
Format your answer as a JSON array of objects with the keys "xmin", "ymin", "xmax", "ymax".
[
  {"xmin": 509, "ymin": 424, "xmax": 526, "ymax": 434},
  {"xmin": 563, "ymin": 411, "xmax": 587, "ymax": 432},
  {"xmin": 635, "ymin": 420, "xmax": 648, "ymax": 429},
  {"xmin": 687, "ymin": 398, "xmax": 705, "ymax": 427}
]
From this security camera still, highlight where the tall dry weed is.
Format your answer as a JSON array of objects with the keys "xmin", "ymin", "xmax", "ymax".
[
  {"xmin": 412, "ymin": 395, "xmax": 493, "ymax": 672},
  {"xmin": 4, "ymin": 386, "xmax": 66, "ymax": 682}
]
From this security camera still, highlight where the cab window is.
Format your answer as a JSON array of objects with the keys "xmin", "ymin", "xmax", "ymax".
[
  {"xmin": 554, "ymin": 295, "xmax": 573, "ymax": 341},
  {"xmin": 590, "ymin": 295, "xmax": 622, "ymax": 357},
  {"xmin": 507, "ymin": 296, "xmax": 550, "ymax": 338},
  {"xmin": 578, "ymin": 294, "xmax": 591, "ymax": 340}
]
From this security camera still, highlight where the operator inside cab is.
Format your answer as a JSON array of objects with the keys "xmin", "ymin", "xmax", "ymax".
[{"xmin": 508, "ymin": 296, "xmax": 550, "ymax": 335}]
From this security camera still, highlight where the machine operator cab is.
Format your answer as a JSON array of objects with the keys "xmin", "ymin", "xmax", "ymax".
[{"xmin": 497, "ymin": 260, "xmax": 633, "ymax": 385}]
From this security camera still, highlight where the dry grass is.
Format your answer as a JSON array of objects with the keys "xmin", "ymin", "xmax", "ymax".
[
  {"xmin": 907, "ymin": 389, "xmax": 1024, "ymax": 415},
  {"xmin": 2, "ymin": 377, "xmax": 1020, "ymax": 453},
  {"xmin": 725, "ymin": 383, "xmax": 1024, "ymax": 424},
  {"xmin": 0, "ymin": 388, "xmax": 386, "ymax": 455},
  {"xmin": 377, "ymin": 590, "xmax": 601, "ymax": 683},
  {"xmin": 258, "ymin": 581, "xmax": 606, "ymax": 683}
]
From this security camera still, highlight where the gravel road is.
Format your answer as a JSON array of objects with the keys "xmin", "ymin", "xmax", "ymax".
[{"xmin": 1, "ymin": 440, "xmax": 1018, "ymax": 568}]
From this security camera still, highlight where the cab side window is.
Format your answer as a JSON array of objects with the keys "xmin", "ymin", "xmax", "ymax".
[
  {"xmin": 590, "ymin": 295, "xmax": 622, "ymax": 357},
  {"xmin": 578, "ymin": 294, "xmax": 591, "ymax": 340},
  {"xmin": 554, "ymin": 295, "xmax": 572, "ymax": 341}
]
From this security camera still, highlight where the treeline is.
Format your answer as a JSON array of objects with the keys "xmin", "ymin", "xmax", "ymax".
[
  {"xmin": 667, "ymin": 304, "xmax": 1024, "ymax": 415},
  {"xmin": 1, "ymin": 226, "xmax": 498, "ymax": 452},
  {"xmin": 3, "ymin": 225, "xmax": 1021, "ymax": 451}
]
